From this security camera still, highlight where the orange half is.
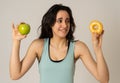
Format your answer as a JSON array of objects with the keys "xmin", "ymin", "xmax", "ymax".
[{"xmin": 89, "ymin": 20, "xmax": 103, "ymax": 34}]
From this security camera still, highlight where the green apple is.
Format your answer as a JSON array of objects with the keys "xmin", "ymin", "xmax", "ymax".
[{"xmin": 18, "ymin": 23, "xmax": 30, "ymax": 35}]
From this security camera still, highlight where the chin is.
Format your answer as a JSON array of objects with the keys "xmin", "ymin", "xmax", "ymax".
[{"xmin": 59, "ymin": 35, "xmax": 67, "ymax": 39}]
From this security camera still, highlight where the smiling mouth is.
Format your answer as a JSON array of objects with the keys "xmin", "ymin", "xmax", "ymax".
[{"xmin": 59, "ymin": 29, "xmax": 68, "ymax": 33}]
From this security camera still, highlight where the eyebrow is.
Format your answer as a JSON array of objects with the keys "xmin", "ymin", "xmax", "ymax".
[{"xmin": 56, "ymin": 17, "xmax": 70, "ymax": 20}]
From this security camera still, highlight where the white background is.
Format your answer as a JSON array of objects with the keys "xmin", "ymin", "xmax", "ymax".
[{"xmin": 0, "ymin": 0, "xmax": 120, "ymax": 83}]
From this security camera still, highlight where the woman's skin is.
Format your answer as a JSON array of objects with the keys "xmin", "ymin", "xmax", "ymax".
[{"xmin": 10, "ymin": 10, "xmax": 109, "ymax": 83}]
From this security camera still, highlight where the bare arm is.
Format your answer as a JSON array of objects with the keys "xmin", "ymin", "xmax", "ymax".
[
  {"xmin": 10, "ymin": 23, "xmax": 38, "ymax": 80},
  {"xmin": 75, "ymin": 32, "xmax": 109, "ymax": 83},
  {"xmin": 91, "ymin": 32, "xmax": 109, "ymax": 83}
]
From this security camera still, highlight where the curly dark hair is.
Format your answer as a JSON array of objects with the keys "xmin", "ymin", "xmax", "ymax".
[{"xmin": 38, "ymin": 4, "xmax": 76, "ymax": 40}]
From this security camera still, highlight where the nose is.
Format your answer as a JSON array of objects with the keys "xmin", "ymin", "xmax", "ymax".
[{"xmin": 62, "ymin": 21, "xmax": 68, "ymax": 28}]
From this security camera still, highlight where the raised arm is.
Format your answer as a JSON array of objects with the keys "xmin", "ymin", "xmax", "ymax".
[
  {"xmin": 10, "ymin": 23, "xmax": 38, "ymax": 80},
  {"xmin": 75, "ymin": 32, "xmax": 109, "ymax": 83}
]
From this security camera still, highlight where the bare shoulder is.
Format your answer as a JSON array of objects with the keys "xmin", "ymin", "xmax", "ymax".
[
  {"xmin": 31, "ymin": 38, "xmax": 44, "ymax": 46},
  {"xmin": 30, "ymin": 38, "xmax": 45, "ymax": 60},
  {"xmin": 74, "ymin": 40, "xmax": 89, "ymax": 59},
  {"xmin": 75, "ymin": 40, "xmax": 88, "ymax": 49}
]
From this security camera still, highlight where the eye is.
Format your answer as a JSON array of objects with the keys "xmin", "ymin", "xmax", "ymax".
[
  {"xmin": 66, "ymin": 19, "xmax": 70, "ymax": 23},
  {"xmin": 56, "ymin": 19, "xmax": 62, "ymax": 23}
]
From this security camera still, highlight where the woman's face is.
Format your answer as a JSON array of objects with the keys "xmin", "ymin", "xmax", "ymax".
[{"xmin": 51, "ymin": 10, "xmax": 70, "ymax": 39}]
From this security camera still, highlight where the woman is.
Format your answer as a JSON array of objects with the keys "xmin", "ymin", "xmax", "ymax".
[{"xmin": 10, "ymin": 4, "xmax": 109, "ymax": 83}]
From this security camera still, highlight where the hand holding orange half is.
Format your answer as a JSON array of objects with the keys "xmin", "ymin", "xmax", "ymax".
[{"xmin": 89, "ymin": 20, "xmax": 103, "ymax": 34}]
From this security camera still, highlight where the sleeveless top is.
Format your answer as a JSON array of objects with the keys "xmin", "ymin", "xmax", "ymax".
[{"xmin": 38, "ymin": 38, "xmax": 75, "ymax": 83}]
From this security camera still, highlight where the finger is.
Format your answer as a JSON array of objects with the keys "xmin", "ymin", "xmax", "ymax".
[
  {"xmin": 92, "ymin": 32, "xmax": 98, "ymax": 38},
  {"xmin": 14, "ymin": 24, "xmax": 19, "ymax": 31},
  {"xmin": 12, "ymin": 23, "xmax": 18, "ymax": 34},
  {"xmin": 99, "ymin": 30, "xmax": 104, "ymax": 44},
  {"xmin": 101, "ymin": 30, "xmax": 104, "ymax": 36},
  {"xmin": 12, "ymin": 23, "xmax": 15, "ymax": 30},
  {"xmin": 12, "ymin": 23, "xmax": 18, "ymax": 30},
  {"xmin": 99, "ymin": 30, "xmax": 104, "ymax": 39},
  {"xmin": 20, "ymin": 34, "xmax": 27, "ymax": 39}
]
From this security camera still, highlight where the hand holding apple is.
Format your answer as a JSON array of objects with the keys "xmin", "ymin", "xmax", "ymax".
[{"xmin": 18, "ymin": 23, "xmax": 30, "ymax": 35}]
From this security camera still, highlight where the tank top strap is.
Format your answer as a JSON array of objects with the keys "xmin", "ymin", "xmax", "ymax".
[
  {"xmin": 68, "ymin": 40, "xmax": 75, "ymax": 55},
  {"xmin": 42, "ymin": 38, "xmax": 49, "ymax": 55}
]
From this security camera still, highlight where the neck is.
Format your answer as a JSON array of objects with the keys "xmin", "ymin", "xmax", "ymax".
[{"xmin": 50, "ymin": 37, "xmax": 68, "ymax": 48}]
